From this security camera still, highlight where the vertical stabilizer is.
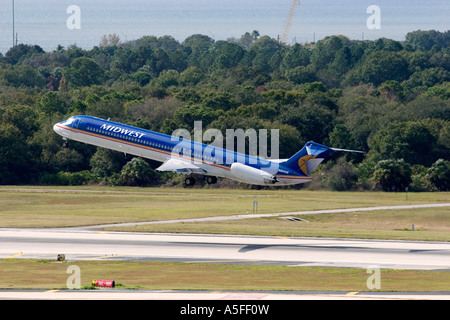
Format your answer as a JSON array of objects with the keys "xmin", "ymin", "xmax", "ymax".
[{"xmin": 282, "ymin": 142, "xmax": 334, "ymax": 176}]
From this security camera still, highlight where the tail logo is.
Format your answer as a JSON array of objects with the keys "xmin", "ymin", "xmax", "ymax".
[{"xmin": 298, "ymin": 155, "xmax": 317, "ymax": 175}]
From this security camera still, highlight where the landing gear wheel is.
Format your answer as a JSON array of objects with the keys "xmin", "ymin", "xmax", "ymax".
[
  {"xmin": 205, "ymin": 176, "xmax": 217, "ymax": 185},
  {"xmin": 184, "ymin": 176, "xmax": 196, "ymax": 187}
]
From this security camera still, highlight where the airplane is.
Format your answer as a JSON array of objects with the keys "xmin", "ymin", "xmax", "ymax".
[{"xmin": 53, "ymin": 115, "xmax": 363, "ymax": 187}]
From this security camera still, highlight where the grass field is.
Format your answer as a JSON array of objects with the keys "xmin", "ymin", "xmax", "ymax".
[
  {"xmin": 0, "ymin": 186, "xmax": 449, "ymax": 292},
  {"xmin": 116, "ymin": 207, "xmax": 450, "ymax": 241},
  {"xmin": 0, "ymin": 186, "xmax": 449, "ymax": 241},
  {"xmin": 1, "ymin": 259, "xmax": 449, "ymax": 292}
]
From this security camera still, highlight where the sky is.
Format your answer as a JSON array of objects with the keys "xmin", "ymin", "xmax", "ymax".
[{"xmin": 0, "ymin": 0, "xmax": 449, "ymax": 53}]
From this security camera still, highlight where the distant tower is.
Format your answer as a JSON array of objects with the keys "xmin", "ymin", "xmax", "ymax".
[
  {"xmin": 12, "ymin": 0, "xmax": 15, "ymax": 47},
  {"xmin": 281, "ymin": 0, "xmax": 300, "ymax": 44}
]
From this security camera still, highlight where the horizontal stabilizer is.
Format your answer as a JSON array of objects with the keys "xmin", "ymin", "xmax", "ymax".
[
  {"xmin": 156, "ymin": 158, "xmax": 207, "ymax": 174},
  {"xmin": 331, "ymin": 148, "xmax": 365, "ymax": 154}
]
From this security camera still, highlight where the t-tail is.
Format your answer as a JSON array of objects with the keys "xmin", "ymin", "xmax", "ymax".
[{"xmin": 281, "ymin": 141, "xmax": 363, "ymax": 176}]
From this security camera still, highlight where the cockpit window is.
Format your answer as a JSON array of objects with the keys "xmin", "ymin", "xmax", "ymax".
[
  {"xmin": 63, "ymin": 117, "xmax": 75, "ymax": 126},
  {"xmin": 61, "ymin": 117, "xmax": 79, "ymax": 128}
]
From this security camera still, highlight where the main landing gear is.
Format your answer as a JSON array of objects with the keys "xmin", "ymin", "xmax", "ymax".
[
  {"xmin": 184, "ymin": 175, "xmax": 218, "ymax": 187},
  {"xmin": 184, "ymin": 176, "xmax": 196, "ymax": 187},
  {"xmin": 205, "ymin": 176, "xmax": 217, "ymax": 185}
]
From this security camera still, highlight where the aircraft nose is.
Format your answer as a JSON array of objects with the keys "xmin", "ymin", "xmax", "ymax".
[{"xmin": 53, "ymin": 123, "xmax": 64, "ymax": 136}]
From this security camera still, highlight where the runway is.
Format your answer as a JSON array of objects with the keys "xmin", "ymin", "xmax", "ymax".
[
  {"xmin": 1, "ymin": 200, "xmax": 450, "ymax": 300},
  {"xmin": 1, "ymin": 289, "xmax": 449, "ymax": 300},
  {"xmin": 1, "ymin": 228, "xmax": 449, "ymax": 270},
  {"xmin": 1, "ymin": 227, "xmax": 450, "ymax": 300}
]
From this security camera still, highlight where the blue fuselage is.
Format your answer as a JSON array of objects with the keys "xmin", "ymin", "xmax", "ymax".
[{"xmin": 54, "ymin": 115, "xmax": 311, "ymax": 185}]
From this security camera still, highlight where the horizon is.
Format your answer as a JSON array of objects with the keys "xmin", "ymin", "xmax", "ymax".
[
  {"xmin": 2, "ymin": 28, "xmax": 447, "ymax": 53},
  {"xmin": 1, "ymin": 0, "xmax": 449, "ymax": 54}
]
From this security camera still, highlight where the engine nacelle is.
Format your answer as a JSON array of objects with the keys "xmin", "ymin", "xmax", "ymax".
[{"xmin": 230, "ymin": 163, "xmax": 277, "ymax": 186}]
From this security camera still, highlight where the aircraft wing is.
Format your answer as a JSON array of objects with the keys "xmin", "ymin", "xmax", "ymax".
[{"xmin": 156, "ymin": 158, "xmax": 207, "ymax": 174}]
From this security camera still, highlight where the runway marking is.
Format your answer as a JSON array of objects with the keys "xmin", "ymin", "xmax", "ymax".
[
  {"xmin": 188, "ymin": 259, "xmax": 264, "ymax": 264},
  {"xmin": 220, "ymin": 292, "xmax": 268, "ymax": 300},
  {"xmin": 274, "ymin": 236, "xmax": 290, "ymax": 240},
  {"xmin": 346, "ymin": 292, "xmax": 359, "ymax": 296},
  {"xmin": 45, "ymin": 290, "xmax": 60, "ymax": 293},
  {"xmin": 6, "ymin": 253, "xmax": 24, "ymax": 259},
  {"xmin": 79, "ymin": 254, "xmax": 120, "ymax": 260}
]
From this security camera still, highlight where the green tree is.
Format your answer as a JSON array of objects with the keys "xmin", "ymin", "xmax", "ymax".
[
  {"xmin": 205, "ymin": 41, "xmax": 245, "ymax": 71},
  {"xmin": 336, "ymin": 85, "xmax": 401, "ymax": 151},
  {"xmin": 0, "ymin": 124, "xmax": 32, "ymax": 184},
  {"xmin": 248, "ymin": 36, "xmax": 283, "ymax": 72},
  {"xmin": 344, "ymin": 51, "xmax": 410, "ymax": 86},
  {"xmin": 285, "ymin": 66, "xmax": 316, "ymax": 84},
  {"xmin": 132, "ymin": 66, "xmax": 153, "ymax": 86},
  {"xmin": 128, "ymin": 97, "xmax": 183, "ymax": 132},
  {"xmin": 85, "ymin": 98, "xmax": 126, "ymax": 120},
  {"xmin": 37, "ymin": 91, "xmax": 67, "ymax": 115},
  {"xmin": 64, "ymin": 57, "xmax": 105, "ymax": 88},
  {"xmin": 328, "ymin": 123, "xmax": 363, "ymax": 163},
  {"xmin": 3, "ymin": 44, "xmax": 44, "ymax": 65},
  {"xmin": 182, "ymin": 34, "xmax": 215, "ymax": 69},
  {"xmin": 403, "ymin": 67, "xmax": 450, "ymax": 90},
  {"xmin": 52, "ymin": 148, "xmax": 85, "ymax": 172},
  {"xmin": 371, "ymin": 38, "xmax": 403, "ymax": 52},
  {"xmin": 378, "ymin": 80, "xmax": 405, "ymax": 101},
  {"xmin": 228, "ymin": 30, "xmax": 259, "ymax": 49},
  {"xmin": 90, "ymin": 148, "xmax": 127, "ymax": 179},
  {"xmin": 372, "ymin": 159, "xmax": 412, "ymax": 192},
  {"xmin": 326, "ymin": 158, "xmax": 359, "ymax": 191},
  {"xmin": 310, "ymin": 36, "xmax": 351, "ymax": 71},
  {"xmin": 174, "ymin": 104, "xmax": 218, "ymax": 129},
  {"xmin": 0, "ymin": 104, "xmax": 39, "ymax": 137},
  {"xmin": 202, "ymin": 91, "xmax": 239, "ymax": 111},
  {"xmin": 426, "ymin": 82, "xmax": 450, "ymax": 100},
  {"xmin": 151, "ymin": 48, "xmax": 173, "ymax": 74},
  {"xmin": 152, "ymin": 69, "xmax": 179, "ymax": 88},
  {"xmin": 278, "ymin": 102, "xmax": 333, "ymax": 144},
  {"xmin": 405, "ymin": 30, "xmax": 450, "ymax": 50},
  {"xmin": 280, "ymin": 43, "xmax": 311, "ymax": 72},
  {"xmin": 179, "ymin": 66, "xmax": 205, "ymax": 86},
  {"xmin": 368, "ymin": 122, "xmax": 437, "ymax": 167},
  {"xmin": 112, "ymin": 47, "xmax": 144, "ymax": 73},
  {"xmin": 120, "ymin": 157, "xmax": 159, "ymax": 186},
  {"xmin": 2, "ymin": 65, "xmax": 46, "ymax": 88},
  {"xmin": 427, "ymin": 159, "xmax": 450, "ymax": 191}
]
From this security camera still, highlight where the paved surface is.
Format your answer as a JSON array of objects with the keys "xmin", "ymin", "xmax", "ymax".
[
  {"xmin": 1, "ymin": 201, "xmax": 449, "ymax": 300},
  {"xmin": 0, "ymin": 289, "xmax": 449, "ymax": 300},
  {"xmin": 1, "ymin": 229, "xmax": 450, "ymax": 270}
]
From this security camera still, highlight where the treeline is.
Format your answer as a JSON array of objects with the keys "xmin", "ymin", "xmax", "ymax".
[{"xmin": 0, "ymin": 30, "xmax": 449, "ymax": 190}]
